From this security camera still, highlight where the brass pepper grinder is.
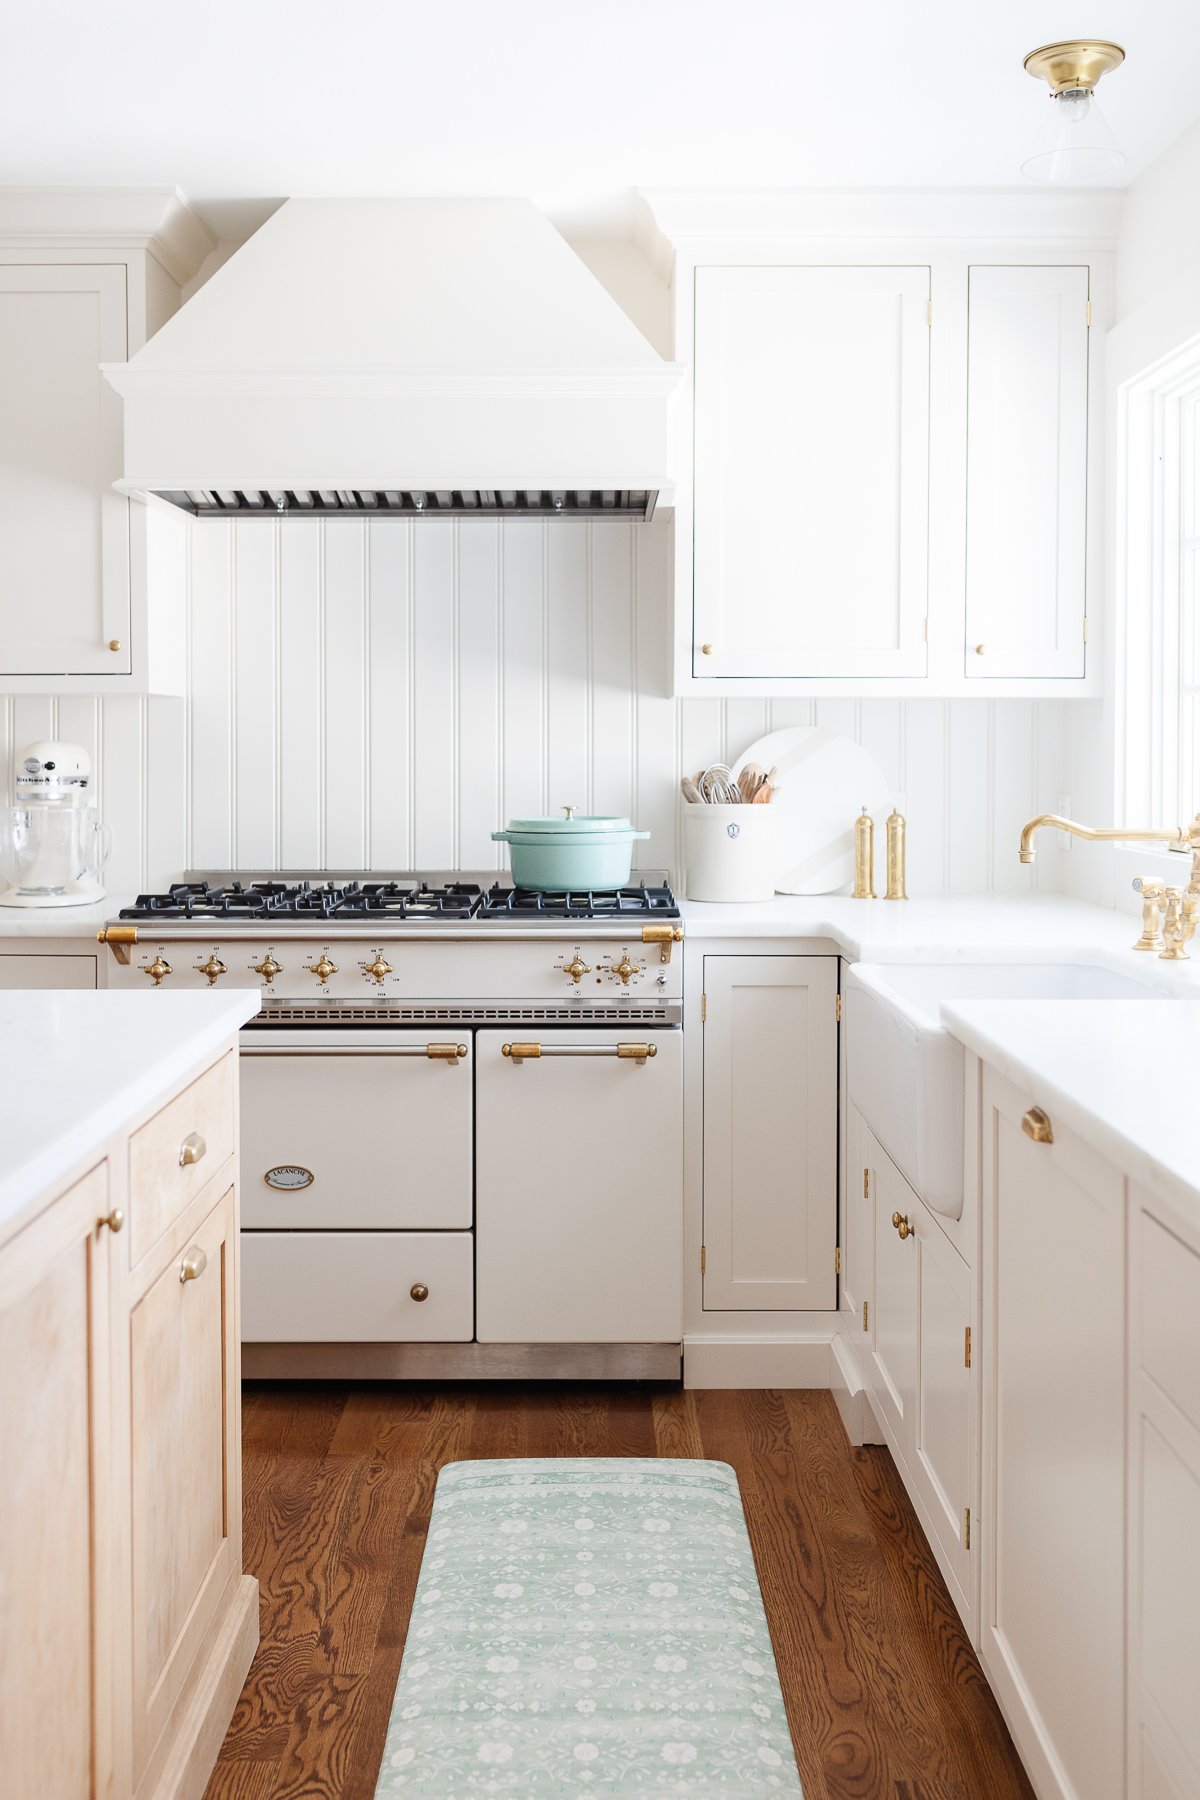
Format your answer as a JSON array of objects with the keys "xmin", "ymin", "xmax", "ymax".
[
  {"xmin": 885, "ymin": 807, "xmax": 908, "ymax": 901},
  {"xmin": 852, "ymin": 807, "xmax": 876, "ymax": 899}
]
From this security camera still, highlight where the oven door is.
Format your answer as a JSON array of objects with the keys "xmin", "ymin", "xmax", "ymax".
[
  {"xmin": 239, "ymin": 1029, "xmax": 473, "ymax": 1230},
  {"xmin": 474, "ymin": 1027, "xmax": 683, "ymax": 1344}
]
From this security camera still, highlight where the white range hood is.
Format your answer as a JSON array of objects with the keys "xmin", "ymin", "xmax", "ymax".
[{"xmin": 103, "ymin": 197, "xmax": 682, "ymax": 519}]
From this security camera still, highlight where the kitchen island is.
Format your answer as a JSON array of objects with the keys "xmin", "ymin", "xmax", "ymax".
[{"xmin": 0, "ymin": 989, "xmax": 260, "ymax": 1800}]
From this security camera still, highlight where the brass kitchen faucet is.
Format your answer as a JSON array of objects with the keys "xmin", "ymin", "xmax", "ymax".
[{"xmin": 1019, "ymin": 812, "xmax": 1200, "ymax": 959}]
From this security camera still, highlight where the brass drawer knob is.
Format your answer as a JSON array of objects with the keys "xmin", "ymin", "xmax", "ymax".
[
  {"xmin": 179, "ymin": 1131, "xmax": 207, "ymax": 1167},
  {"xmin": 98, "ymin": 1207, "xmax": 125, "ymax": 1234},
  {"xmin": 892, "ymin": 1210, "xmax": 914, "ymax": 1240},
  {"xmin": 975, "ymin": 644, "xmax": 987, "ymax": 656},
  {"xmin": 107, "ymin": 639, "xmax": 121, "ymax": 653},
  {"xmin": 700, "ymin": 643, "xmax": 714, "ymax": 655},
  {"xmin": 179, "ymin": 1245, "xmax": 208, "ymax": 1283},
  {"xmin": 410, "ymin": 1283, "xmax": 429, "ymax": 1303},
  {"xmin": 1021, "ymin": 1106, "xmax": 1054, "ymax": 1144}
]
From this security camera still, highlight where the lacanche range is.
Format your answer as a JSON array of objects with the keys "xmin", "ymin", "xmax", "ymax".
[{"xmin": 97, "ymin": 872, "xmax": 687, "ymax": 1381}]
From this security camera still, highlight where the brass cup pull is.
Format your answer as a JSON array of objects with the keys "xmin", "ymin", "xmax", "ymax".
[
  {"xmin": 892, "ymin": 1210, "xmax": 914, "ymax": 1240},
  {"xmin": 98, "ymin": 1207, "xmax": 125, "ymax": 1234},
  {"xmin": 179, "ymin": 1131, "xmax": 207, "ymax": 1167},
  {"xmin": 1021, "ymin": 1107, "xmax": 1054, "ymax": 1145},
  {"xmin": 410, "ymin": 1283, "xmax": 429, "ymax": 1303},
  {"xmin": 179, "ymin": 1245, "xmax": 208, "ymax": 1283}
]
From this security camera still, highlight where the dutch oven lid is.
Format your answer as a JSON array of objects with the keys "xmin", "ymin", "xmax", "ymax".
[{"xmin": 504, "ymin": 807, "xmax": 635, "ymax": 834}]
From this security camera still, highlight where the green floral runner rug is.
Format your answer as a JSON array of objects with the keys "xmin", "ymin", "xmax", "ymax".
[{"xmin": 376, "ymin": 1457, "xmax": 803, "ymax": 1795}]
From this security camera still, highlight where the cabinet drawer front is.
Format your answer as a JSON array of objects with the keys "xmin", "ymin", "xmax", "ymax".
[
  {"xmin": 128, "ymin": 1053, "xmax": 235, "ymax": 1266},
  {"xmin": 1140, "ymin": 1211, "xmax": 1200, "ymax": 1425},
  {"xmin": 242, "ymin": 1230, "xmax": 473, "ymax": 1342},
  {"xmin": 130, "ymin": 1185, "xmax": 238, "ymax": 1783},
  {"xmin": 240, "ymin": 1039, "xmax": 472, "ymax": 1229}
]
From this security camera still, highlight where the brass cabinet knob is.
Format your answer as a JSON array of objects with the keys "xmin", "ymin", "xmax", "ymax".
[
  {"xmin": 179, "ymin": 1245, "xmax": 208, "ymax": 1283},
  {"xmin": 1021, "ymin": 1106, "xmax": 1054, "ymax": 1144},
  {"xmin": 107, "ymin": 639, "xmax": 121, "ymax": 652},
  {"xmin": 98, "ymin": 1207, "xmax": 125, "ymax": 1234},
  {"xmin": 142, "ymin": 954, "xmax": 172, "ymax": 985},
  {"xmin": 178, "ymin": 1131, "xmax": 206, "ymax": 1168},
  {"xmin": 975, "ymin": 644, "xmax": 987, "ymax": 656},
  {"xmin": 253, "ymin": 954, "xmax": 283, "ymax": 981},
  {"xmin": 197, "ymin": 955, "xmax": 227, "ymax": 985},
  {"xmin": 308, "ymin": 954, "xmax": 338, "ymax": 984},
  {"xmin": 613, "ymin": 953, "xmax": 638, "ymax": 985},
  {"xmin": 892, "ymin": 1210, "xmax": 914, "ymax": 1240},
  {"xmin": 564, "ymin": 955, "xmax": 591, "ymax": 983},
  {"xmin": 700, "ymin": 643, "xmax": 714, "ymax": 655},
  {"xmin": 410, "ymin": 1283, "xmax": 429, "ymax": 1302},
  {"xmin": 363, "ymin": 953, "xmax": 393, "ymax": 984}
]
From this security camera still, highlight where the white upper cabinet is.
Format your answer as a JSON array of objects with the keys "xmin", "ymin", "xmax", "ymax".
[
  {"xmin": 693, "ymin": 265, "xmax": 931, "ymax": 681},
  {"xmin": 965, "ymin": 265, "xmax": 1090, "ymax": 680},
  {"xmin": 0, "ymin": 265, "xmax": 129, "ymax": 677},
  {"xmin": 0, "ymin": 191, "xmax": 213, "ymax": 695}
]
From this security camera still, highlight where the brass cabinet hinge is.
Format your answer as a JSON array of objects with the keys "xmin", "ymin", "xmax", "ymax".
[
  {"xmin": 834, "ymin": 1246, "xmax": 842, "ymax": 1274},
  {"xmin": 863, "ymin": 1167, "xmax": 870, "ymax": 1199},
  {"xmin": 1082, "ymin": 616, "xmax": 1089, "ymax": 642},
  {"xmin": 862, "ymin": 1299, "xmax": 869, "ymax": 1333},
  {"xmin": 835, "ymin": 993, "xmax": 842, "ymax": 1022},
  {"xmin": 923, "ymin": 615, "xmax": 930, "ymax": 642},
  {"xmin": 963, "ymin": 1506, "xmax": 971, "ymax": 1550},
  {"xmin": 927, "ymin": 297, "xmax": 933, "ymax": 327},
  {"xmin": 700, "ymin": 1245, "xmax": 707, "ymax": 1275},
  {"xmin": 964, "ymin": 1325, "xmax": 972, "ymax": 1368},
  {"xmin": 700, "ymin": 992, "xmax": 707, "ymax": 1023},
  {"xmin": 1086, "ymin": 298, "xmax": 1092, "ymax": 328}
]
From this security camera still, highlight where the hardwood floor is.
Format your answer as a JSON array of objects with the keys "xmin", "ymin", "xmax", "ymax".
[{"xmin": 205, "ymin": 1384, "xmax": 1034, "ymax": 1800}]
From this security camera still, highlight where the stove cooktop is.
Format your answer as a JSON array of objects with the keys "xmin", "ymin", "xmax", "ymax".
[{"xmin": 117, "ymin": 875, "xmax": 681, "ymax": 926}]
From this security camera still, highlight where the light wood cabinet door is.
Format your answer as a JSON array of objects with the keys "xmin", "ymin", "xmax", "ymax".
[
  {"xmin": 981, "ymin": 1068, "xmax": 1124, "ymax": 1800},
  {"xmin": 702, "ymin": 956, "xmax": 838, "ymax": 1310},
  {"xmin": 693, "ymin": 264, "xmax": 930, "ymax": 680},
  {"xmin": 0, "ymin": 1164, "xmax": 112, "ymax": 1798},
  {"xmin": 0, "ymin": 262, "xmax": 131, "ymax": 676},
  {"xmin": 128, "ymin": 1184, "xmax": 240, "ymax": 1786},
  {"xmin": 965, "ymin": 265, "xmax": 1090, "ymax": 679}
]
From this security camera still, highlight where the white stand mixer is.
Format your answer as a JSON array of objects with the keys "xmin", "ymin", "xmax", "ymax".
[{"xmin": 0, "ymin": 741, "xmax": 111, "ymax": 907}]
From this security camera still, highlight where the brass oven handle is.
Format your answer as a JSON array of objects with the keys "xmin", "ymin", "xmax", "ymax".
[
  {"xmin": 179, "ymin": 1131, "xmax": 207, "ymax": 1167},
  {"xmin": 502, "ymin": 1042, "xmax": 658, "ymax": 1063},
  {"xmin": 426, "ymin": 1043, "xmax": 468, "ymax": 1062},
  {"xmin": 237, "ymin": 1044, "xmax": 469, "ymax": 1059},
  {"xmin": 179, "ymin": 1245, "xmax": 208, "ymax": 1283},
  {"xmin": 642, "ymin": 923, "xmax": 684, "ymax": 964},
  {"xmin": 1021, "ymin": 1107, "xmax": 1054, "ymax": 1145}
]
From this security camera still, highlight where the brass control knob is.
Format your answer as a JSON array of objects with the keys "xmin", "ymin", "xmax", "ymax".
[
  {"xmin": 613, "ymin": 953, "xmax": 638, "ymax": 985},
  {"xmin": 410, "ymin": 1283, "xmax": 429, "ymax": 1303},
  {"xmin": 197, "ymin": 955, "xmax": 227, "ymax": 986},
  {"xmin": 891, "ymin": 1210, "xmax": 915, "ymax": 1240},
  {"xmin": 253, "ymin": 954, "xmax": 283, "ymax": 981},
  {"xmin": 363, "ymin": 953, "xmax": 394, "ymax": 984},
  {"xmin": 564, "ymin": 954, "xmax": 591, "ymax": 984},
  {"xmin": 142, "ymin": 954, "xmax": 172, "ymax": 985},
  {"xmin": 98, "ymin": 1207, "xmax": 125, "ymax": 1234},
  {"xmin": 307, "ymin": 954, "xmax": 338, "ymax": 984}
]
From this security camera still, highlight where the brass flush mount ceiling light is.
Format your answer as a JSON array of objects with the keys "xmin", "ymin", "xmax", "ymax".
[{"xmin": 1022, "ymin": 40, "xmax": 1126, "ymax": 181}]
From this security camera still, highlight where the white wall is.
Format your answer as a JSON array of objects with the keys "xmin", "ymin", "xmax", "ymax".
[{"xmin": 0, "ymin": 514, "xmax": 1070, "ymax": 899}]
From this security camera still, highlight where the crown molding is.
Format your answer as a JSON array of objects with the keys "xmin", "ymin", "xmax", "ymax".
[{"xmin": 0, "ymin": 186, "xmax": 216, "ymax": 286}]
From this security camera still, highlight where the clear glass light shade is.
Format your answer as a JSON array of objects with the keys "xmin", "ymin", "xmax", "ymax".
[{"xmin": 1021, "ymin": 86, "xmax": 1126, "ymax": 182}]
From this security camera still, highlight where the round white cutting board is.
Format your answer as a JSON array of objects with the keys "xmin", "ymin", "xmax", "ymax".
[{"xmin": 732, "ymin": 727, "xmax": 891, "ymax": 894}]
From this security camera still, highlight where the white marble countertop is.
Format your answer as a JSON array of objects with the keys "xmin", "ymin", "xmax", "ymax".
[
  {"xmin": 0, "ymin": 991, "xmax": 260, "ymax": 1241},
  {"xmin": 0, "ymin": 895, "xmax": 123, "ymax": 937},
  {"xmin": 943, "ymin": 998, "xmax": 1200, "ymax": 1228}
]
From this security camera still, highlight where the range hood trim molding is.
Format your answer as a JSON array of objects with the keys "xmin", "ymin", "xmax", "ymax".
[{"xmin": 103, "ymin": 363, "xmax": 682, "ymax": 401}]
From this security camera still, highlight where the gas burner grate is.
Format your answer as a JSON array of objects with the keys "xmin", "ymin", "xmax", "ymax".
[{"xmin": 478, "ymin": 881, "xmax": 681, "ymax": 921}]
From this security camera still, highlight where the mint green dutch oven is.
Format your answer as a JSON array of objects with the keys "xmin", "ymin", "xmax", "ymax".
[{"xmin": 492, "ymin": 806, "xmax": 650, "ymax": 891}]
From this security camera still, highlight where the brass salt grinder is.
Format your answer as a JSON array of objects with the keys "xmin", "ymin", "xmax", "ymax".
[
  {"xmin": 885, "ymin": 807, "xmax": 908, "ymax": 900},
  {"xmin": 852, "ymin": 808, "xmax": 876, "ymax": 899}
]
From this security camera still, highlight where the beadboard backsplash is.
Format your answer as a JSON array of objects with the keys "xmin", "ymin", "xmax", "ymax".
[{"xmin": 0, "ymin": 515, "xmax": 1070, "ymax": 897}]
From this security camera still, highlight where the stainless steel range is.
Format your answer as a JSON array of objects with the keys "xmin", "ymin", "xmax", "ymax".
[{"xmin": 98, "ymin": 874, "xmax": 685, "ymax": 1381}]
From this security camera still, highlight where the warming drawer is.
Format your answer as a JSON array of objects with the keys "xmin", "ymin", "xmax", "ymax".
[
  {"xmin": 241, "ymin": 1230, "xmax": 473, "ymax": 1342},
  {"xmin": 239, "ymin": 1031, "xmax": 472, "ymax": 1229}
]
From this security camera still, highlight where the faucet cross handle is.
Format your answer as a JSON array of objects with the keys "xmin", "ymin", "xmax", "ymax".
[{"xmin": 1159, "ymin": 886, "xmax": 1200, "ymax": 962}]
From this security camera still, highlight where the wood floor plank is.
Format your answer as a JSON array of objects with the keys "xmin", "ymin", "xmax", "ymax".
[{"xmin": 206, "ymin": 1384, "xmax": 1034, "ymax": 1800}]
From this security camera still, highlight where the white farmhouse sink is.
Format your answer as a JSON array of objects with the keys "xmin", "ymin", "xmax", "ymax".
[{"xmin": 845, "ymin": 961, "xmax": 1170, "ymax": 1219}]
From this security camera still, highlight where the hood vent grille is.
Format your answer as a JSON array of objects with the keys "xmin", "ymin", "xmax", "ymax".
[{"xmin": 153, "ymin": 487, "xmax": 657, "ymax": 521}]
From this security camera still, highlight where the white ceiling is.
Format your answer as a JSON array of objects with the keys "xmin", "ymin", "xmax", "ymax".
[{"xmin": 3, "ymin": 1, "xmax": 1199, "ymax": 243}]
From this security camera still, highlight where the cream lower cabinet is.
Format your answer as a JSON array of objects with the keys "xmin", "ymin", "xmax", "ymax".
[
  {"xmin": 980, "ymin": 1067, "xmax": 1125, "ymax": 1800},
  {"xmin": 855, "ymin": 1116, "xmax": 974, "ymax": 1624},
  {"xmin": 701, "ymin": 955, "xmax": 838, "ymax": 1311},
  {"xmin": 0, "ymin": 1044, "xmax": 254, "ymax": 1800}
]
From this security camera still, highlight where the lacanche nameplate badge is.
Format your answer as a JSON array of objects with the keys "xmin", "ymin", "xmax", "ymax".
[{"xmin": 264, "ymin": 1165, "xmax": 314, "ymax": 1191}]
